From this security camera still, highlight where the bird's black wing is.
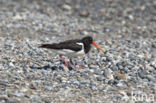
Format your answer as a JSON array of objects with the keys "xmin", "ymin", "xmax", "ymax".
[{"xmin": 39, "ymin": 39, "xmax": 82, "ymax": 52}]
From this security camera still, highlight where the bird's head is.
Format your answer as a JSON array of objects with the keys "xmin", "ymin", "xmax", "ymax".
[{"xmin": 82, "ymin": 36, "xmax": 103, "ymax": 50}]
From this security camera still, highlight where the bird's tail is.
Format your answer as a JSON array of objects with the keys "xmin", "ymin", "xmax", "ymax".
[
  {"xmin": 39, "ymin": 43, "xmax": 59, "ymax": 49},
  {"xmin": 39, "ymin": 44, "xmax": 52, "ymax": 48}
]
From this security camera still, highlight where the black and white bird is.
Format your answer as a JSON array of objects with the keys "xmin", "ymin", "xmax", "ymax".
[{"xmin": 39, "ymin": 36, "xmax": 103, "ymax": 69}]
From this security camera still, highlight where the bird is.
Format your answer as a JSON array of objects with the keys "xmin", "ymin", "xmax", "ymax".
[{"xmin": 39, "ymin": 36, "xmax": 103, "ymax": 70}]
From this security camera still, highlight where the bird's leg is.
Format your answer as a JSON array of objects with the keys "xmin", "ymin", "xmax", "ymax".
[
  {"xmin": 70, "ymin": 58, "xmax": 86, "ymax": 69},
  {"xmin": 69, "ymin": 58, "xmax": 77, "ymax": 69},
  {"xmin": 59, "ymin": 55, "xmax": 68, "ymax": 67}
]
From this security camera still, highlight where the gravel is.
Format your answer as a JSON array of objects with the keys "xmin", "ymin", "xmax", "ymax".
[{"xmin": 0, "ymin": 0, "xmax": 156, "ymax": 103}]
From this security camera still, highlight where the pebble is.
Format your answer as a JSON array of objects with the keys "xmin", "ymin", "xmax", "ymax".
[
  {"xmin": 116, "ymin": 81, "xmax": 125, "ymax": 87},
  {"xmin": 103, "ymin": 27, "xmax": 111, "ymax": 33},
  {"xmin": 42, "ymin": 64, "xmax": 51, "ymax": 70},
  {"xmin": 138, "ymin": 70, "xmax": 147, "ymax": 79},
  {"xmin": 103, "ymin": 68, "xmax": 114, "ymax": 80},
  {"xmin": 62, "ymin": 4, "xmax": 72, "ymax": 11},
  {"xmin": 111, "ymin": 66, "xmax": 118, "ymax": 71},
  {"xmin": 51, "ymin": 66, "xmax": 58, "ymax": 70},
  {"xmin": 9, "ymin": 62, "xmax": 15, "ymax": 67},
  {"xmin": 93, "ymin": 68, "xmax": 102, "ymax": 75},
  {"xmin": 6, "ymin": 98, "xmax": 20, "ymax": 103},
  {"xmin": 146, "ymin": 75, "xmax": 155, "ymax": 82},
  {"xmin": 44, "ymin": 86, "xmax": 53, "ymax": 91},
  {"xmin": 117, "ymin": 72, "xmax": 127, "ymax": 80},
  {"xmin": 79, "ymin": 10, "xmax": 90, "ymax": 17},
  {"xmin": 31, "ymin": 95, "xmax": 42, "ymax": 103}
]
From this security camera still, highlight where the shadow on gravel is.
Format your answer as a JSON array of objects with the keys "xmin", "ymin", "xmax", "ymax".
[{"xmin": 29, "ymin": 64, "xmax": 74, "ymax": 71}]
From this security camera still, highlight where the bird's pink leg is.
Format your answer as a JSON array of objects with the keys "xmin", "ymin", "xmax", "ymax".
[
  {"xmin": 70, "ymin": 59, "xmax": 86, "ymax": 69},
  {"xmin": 70, "ymin": 59, "xmax": 77, "ymax": 69},
  {"xmin": 59, "ymin": 55, "xmax": 68, "ymax": 67}
]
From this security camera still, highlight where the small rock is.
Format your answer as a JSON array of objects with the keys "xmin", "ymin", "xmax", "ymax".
[
  {"xmin": 62, "ymin": 4, "xmax": 72, "ymax": 11},
  {"xmin": 93, "ymin": 69, "xmax": 102, "ymax": 75},
  {"xmin": 138, "ymin": 70, "xmax": 147, "ymax": 79},
  {"xmin": 79, "ymin": 10, "xmax": 90, "ymax": 17},
  {"xmin": 9, "ymin": 62, "xmax": 15, "ymax": 67},
  {"xmin": 128, "ymin": 15, "xmax": 134, "ymax": 20},
  {"xmin": 14, "ymin": 91, "xmax": 24, "ymax": 97},
  {"xmin": 127, "ymin": 82, "xmax": 132, "ymax": 86},
  {"xmin": 0, "ymin": 97, "xmax": 7, "ymax": 103},
  {"xmin": 117, "ymin": 72, "xmax": 127, "ymax": 80},
  {"xmin": 51, "ymin": 66, "xmax": 58, "ymax": 70},
  {"xmin": 6, "ymin": 98, "xmax": 20, "ymax": 103},
  {"xmin": 0, "ymin": 80, "xmax": 8, "ymax": 86},
  {"xmin": 44, "ymin": 86, "xmax": 53, "ymax": 91},
  {"xmin": 146, "ymin": 75, "xmax": 155, "ymax": 82},
  {"xmin": 103, "ymin": 27, "xmax": 111, "ymax": 33},
  {"xmin": 31, "ymin": 95, "xmax": 42, "ymax": 103},
  {"xmin": 42, "ymin": 64, "xmax": 51, "ymax": 70},
  {"xmin": 111, "ymin": 66, "xmax": 118, "ymax": 71},
  {"xmin": 58, "ymin": 65, "xmax": 64, "ymax": 70},
  {"xmin": 29, "ymin": 82, "xmax": 38, "ymax": 90},
  {"xmin": 89, "ymin": 64, "xmax": 99, "ymax": 69},
  {"xmin": 103, "ymin": 68, "xmax": 114, "ymax": 80},
  {"xmin": 117, "ymin": 81, "xmax": 125, "ymax": 87}
]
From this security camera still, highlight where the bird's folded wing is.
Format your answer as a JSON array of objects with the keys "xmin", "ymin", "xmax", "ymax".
[{"xmin": 39, "ymin": 43, "xmax": 82, "ymax": 52}]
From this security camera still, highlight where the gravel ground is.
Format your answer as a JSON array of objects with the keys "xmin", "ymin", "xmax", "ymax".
[{"xmin": 0, "ymin": 0, "xmax": 156, "ymax": 103}]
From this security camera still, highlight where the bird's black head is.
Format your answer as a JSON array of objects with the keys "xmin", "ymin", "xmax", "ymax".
[
  {"xmin": 81, "ymin": 36, "xmax": 93, "ymax": 53},
  {"xmin": 82, "ymin": 36, "xmax": 93, "ymax": 44}
]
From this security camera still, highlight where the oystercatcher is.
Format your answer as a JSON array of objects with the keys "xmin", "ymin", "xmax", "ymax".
[{"xmin": 39, "ymin": 36, "xmax": 103, "ymax": 70}]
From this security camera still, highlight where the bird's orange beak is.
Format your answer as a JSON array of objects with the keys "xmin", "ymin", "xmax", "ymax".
[{"xmin": 92, "ymin": 41, "xmax": 103, "ymax": 50}]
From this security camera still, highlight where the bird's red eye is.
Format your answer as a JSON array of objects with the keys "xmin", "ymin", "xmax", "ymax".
[{"xmin": 90, "ymin": 38, "xmax": 92, "ymax": 41}]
